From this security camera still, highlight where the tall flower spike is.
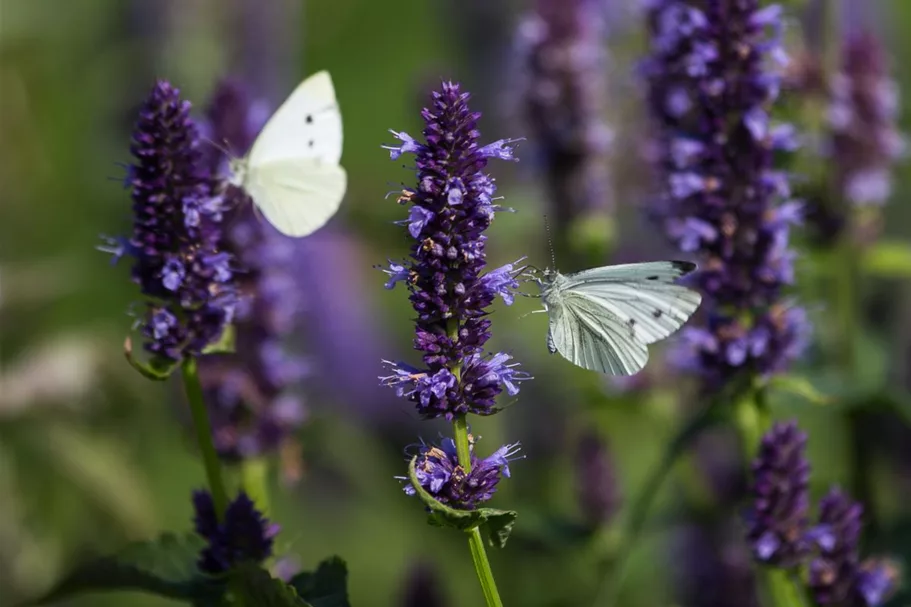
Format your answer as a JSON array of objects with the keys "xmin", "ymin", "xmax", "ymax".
[
  {"xmin": 643, "ymin": 1, "xmax": 810, "ymax": 387},
  {"xmin": 380, "ymin": 82, "xmax": 531, "ymax": 419},
  {"xmin": 747, "ymin": 421, "xmax": 811, "ymax": 567},
  {"xmin": 829, "ymin": 30, "xmax": 904, "ymax": 207},
  {"xmin": 398, "ymin": 436, "xmax": 522, "ymax": 511},
  {"xmin": 197, "ymin": 79, "xmax": 308, "ymax": 461},
  {"xmin": 192, "ymin": 490, "xmax": 279, "ymax": 574},
  {"xmin": 103, "ymin": 80, "xmax": 236, "ymax": 363},
  {"xmin": 516, "ymin": 0, "xmax": 613, "ymax": 243}
]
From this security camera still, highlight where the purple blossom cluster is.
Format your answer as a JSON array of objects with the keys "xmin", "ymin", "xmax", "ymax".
[
  {"xmin": 516, "ymin": 0, "xmax": 613, "ymax": 232},
  {"xmin": 400, "ymin": 436, "xmax": 522, "ymax": 511},
  {"xmin": 642, "ymin": 1, "xmax": 809, "ymax": 386},
  {"xmin": 828, "ymin": 30, "xmax": 905, "ymax": 207},
  {"xmin": 747, "ymin": 421, "xmax": 810, "ymax": 567},
  {"xmin": 379, "ymin": 82, "xmax": 530, "ymax": 420},
  {"xmin": 192, "ymin": 490, "xmax": 278, "ymax": 574},
  {"xmin": 102, "ymin": 81, "xmax": 236, "ymax": 363},
  {"xmin": 748, "ymin": 422, "xmax": 899, "ymax": 605},
  {"xmin": 197, "ymin": 79, "xmax": 309, "ymax": 461}
]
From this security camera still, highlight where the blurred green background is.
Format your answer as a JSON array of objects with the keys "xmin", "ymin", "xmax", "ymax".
[{"xmin": 2, "ymin": 0, "xmax": 911, "ymax": 606}]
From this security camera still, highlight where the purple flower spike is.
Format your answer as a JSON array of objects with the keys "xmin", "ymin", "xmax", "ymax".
[
  {"xmin": 196, "ymin": 79, "xmax": 308, "ymax": 462},
  {"xmin": 747, "ymin": 421, "xmax": 810, "ymax": 567},
  {"xmin": 192, "ymin": 490, "xmax": 278, "ymax": 574},
  {"xmin": 399, "ymin": 436, "xmax": 523, "ymax": 510},
  {"xmin": 808, "ymin": 488, "xmax": 864, "ymax": 605},
  {"xmin": 378, "ymin": 82, "xmax": 530, "ymax": 420},
  {"xmin": 643, "ymin": 0, "xmax": 809, "ymax": 387},
  {"xmin": 104, "ymin": 80, "xmax": 237, "ymax": 362}
]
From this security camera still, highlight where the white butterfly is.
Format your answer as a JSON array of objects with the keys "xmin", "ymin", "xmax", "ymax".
[
  {"xmin": 535, "ymin": 261, "xmax": 703, "ymax": 375},
  {"xmin": 229, "ymin": 71, "xmax": 347, "ymax": 237}
]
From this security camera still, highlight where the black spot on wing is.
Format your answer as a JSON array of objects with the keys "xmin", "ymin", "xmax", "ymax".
[
  {"xmin": 672, "ymin": 260, "xmax": 697, "ymax": 274},
  {"xmin": 652, "ymin": 309, "xmax": 663, "ymax": 319},
  {"xmin": 647, "ymin": 275, "xmax": 659, "ymax": 281},
  {"xmin": 308, "ymin": 140, "xmax": 315, "ymax": 148},
  {"xmin": 305, "ymin": 114, "xmax": 313, "ymax": 124}
]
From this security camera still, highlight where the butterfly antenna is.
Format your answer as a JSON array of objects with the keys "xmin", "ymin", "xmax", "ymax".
[
  {"xmin": 201, "ymin": 135, "xmax": 234, "ymax": 159},
  {"xmin": 543, "ymin": 214, "xmax": 556, "ymax": 269}
]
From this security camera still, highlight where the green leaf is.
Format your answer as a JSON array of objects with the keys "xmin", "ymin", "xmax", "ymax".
[
  {"xmin": 767, "ymin": 374, "xmax": 832, "ymax": 406},
  {"xmin": 28, "ymin": 532, "xmax": 221, "ymax": 605},
  {"xmin": 288, "ymin": 557, "xmax": 350, "ymax": 607},
  {"xmin": 231, "ymin": 564, "xmax": 312, "ymax": 607},
  {"xmin": 123, "ymin": 335, "xmax": 179, "ymax": 380},
  {"xmin": 202, "ymin": 324, "xmax": 236, "ymax": 355},
  {"xmin": 407, "ymin": 457, "xmax": 519, "ymax": 548},
  {"xmin": 861, "ymin": 240, "xmax": 911, "ymax": 278}
]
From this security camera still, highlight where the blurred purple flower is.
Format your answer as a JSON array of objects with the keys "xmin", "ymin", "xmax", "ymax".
[
  {"xmin": 101, "ymin": 80, "xmax": 236, "ymax": 363},
  {"xmin": 643, "ymin": 0, "xmax": 809, "ymax": 387},
  {"xmin": 192, "ymin": 490, "xmax": 279, "ymax": 574},
  {"xmin": 379, "ymin": 82, "xmax": 530, "ymax": 420},
  {"xmin": 747, "ymin": 421, "xmax": 811, "ymax": 567},
  {"xmin": 196, "ymin": 79, "xmax": 308, "ymax": 461},
  {"xmin": 575, "ymin": 431, "xmax": 620, "ymax": 528},
  {"xmin": 399, "ymin": 561, "xmax": 448, "ymax": 607},
  {"xmin": 829, "ymin": 30, "xmax": 904, "ymax": 207},
  {"xmin": 808, "ymin": 488, "xmax": 900, "ymax": 606},
  {"xmin": 515, "ymin": 0, "xmax": 613, "ymax": 237},
  {"xmin": 398, "ymin": 436, "xmax": 522, "ymax": 510}
]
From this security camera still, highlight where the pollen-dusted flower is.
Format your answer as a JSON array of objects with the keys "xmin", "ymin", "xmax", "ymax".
[
  {"xmin": 101, "ymin": 80, "xmax": 236, "ymax": 363},
  {"xmin": 515, "ymin": 0, "xmax": 613, "ymax": 239},
  {"xmin": 643, "ymin": 1, "xmax": 809, "ymax": 387},
  {"xmin": 192, "ymin": 490, "xmax": 279, "ymax": 574},
  {"xmin": 196, "ymin": 79, "xmax": 309, "ymax": 461},
  {"xmin": 380, "ymin": 82, "xmax": 531, "ymax": 419},
  {"xmin": 746, "ymin": 421, "xmax": 811, "ymax": 567},
  {"xmin": 399, "ymin": 436, "xmax": 522, "ymax": 510}
]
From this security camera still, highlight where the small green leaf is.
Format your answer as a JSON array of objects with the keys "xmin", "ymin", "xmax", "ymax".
[
  {"xmin": 202, "ymin": 324, "xmax": 236, "ymax": 355},
  {"xmin": 768, "ymin": 374, "xmax": 832, "ymax": 406},
  {"xmin": 231, "ymin": 564, "xmax": 312, "ymax": 607},
  {"xmin": 861, "ymin": 240, "xmax": 911, "ymax": 278},
  {"xmin": 123, "ymin": 336, "xmax": 179, "ymax": 380},
  {"xmin": 288, "ymin": 557, "xmax": 350, "ymax": 607},
  {"xmin": 28, "ymin": 532, "xmax": 221, "ymax": 605},
  {"xmin": 407, "ymin": 458, "xmax": 518, "ymax": 548}
]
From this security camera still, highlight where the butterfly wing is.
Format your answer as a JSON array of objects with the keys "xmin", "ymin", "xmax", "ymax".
[
  {"xmin": 547, "ymin": 291, "xmax": 650, "ymax": 375},
  {"xmin": 247, "ymin": 71, "xmax": 342, "ymax": 167},
  {"xmin": 562, "ymin": 261, "xmax": 702, "ymax": 346},
  {"xmin": 245, "ymin": 159, "xmax": 347, "ymax": 237}
]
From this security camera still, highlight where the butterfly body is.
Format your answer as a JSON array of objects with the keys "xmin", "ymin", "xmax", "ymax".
[
  {"xmin": 231, "ymin": 71, "xmax": 347, "ymax": 237},
  {"xmin": 537, "ymin": 261, "xmax": 702, "ymax": 375}
]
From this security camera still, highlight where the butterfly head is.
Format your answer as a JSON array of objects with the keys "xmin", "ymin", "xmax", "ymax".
[{"xmin": 227, "ymin": 157, "xmax": 247, "ymax": 187}]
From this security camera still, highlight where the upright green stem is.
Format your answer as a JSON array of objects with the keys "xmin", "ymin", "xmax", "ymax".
[
  {"xmin": 182, "ymin": 358, "xmax": 229, "ymax": 520},
  {"xmin": 453, "ymin": 414, "xmax": 504, "ymax": 607}
]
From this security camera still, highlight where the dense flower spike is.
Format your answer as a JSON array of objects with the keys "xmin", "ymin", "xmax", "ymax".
[
  {"xmin": 829, "ymin": 30, "xmax": 904, "ymax": 207},
  {"xmin": 575, "ymin": 431, "xmax": 620, "ymax": 528},
  {"xmin": 516, "ymin": 0, "xmax": 613, "ymax": 234},
  {"xmin": 197, "ymin": 79, "xmax": 308, "ymax": 460},
  {"xmin": 102, "ymin": 80, "xmax": 236, "ymax": 362},
  {"xmin": 747, "ymin": 421, "xmax": 810, "ymax": 567},
  {"xmin": 807, "ymin": 488, "xmax": 899, "ymax": 607},
  {"xmin": 400, "ymin": 437, "xmax": 522, "ymax": 510},
  {"xmin": 192, "ymin": 490, "xmax": 278, "ymax": 574},
  {"xmin": 643, "ymin": 1, "xmax": 809, "ymax": 386},
  {"xmin": 380, "ymin": 82, "xmax": 530, "ymax": 419}
]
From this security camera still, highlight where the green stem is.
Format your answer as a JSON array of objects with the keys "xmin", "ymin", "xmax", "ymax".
[
  {"xmin": 182, "ymin": 358, "xmax": 229, "ymax": 520},
  {"xmin": 452, "ymin": 414, "xmax": 504, "ymax": 607},
  {"xmin": 240, "ymin": 457, "xmax": 271, "ymax": 517}
]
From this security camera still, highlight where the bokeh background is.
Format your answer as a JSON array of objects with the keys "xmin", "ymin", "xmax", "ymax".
[{"xmin": 2, "ymin": 0, "xmax": 911, "ymax": 606}]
